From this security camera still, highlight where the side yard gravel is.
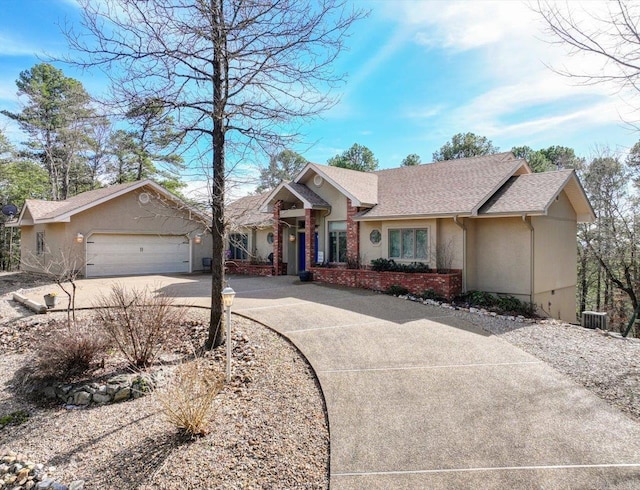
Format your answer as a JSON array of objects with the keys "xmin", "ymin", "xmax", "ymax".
[
  {"xmin": 441, "ymin": 303, "xmax": 640, "ymax": 422},
  {"xmin": 0, "ymin": 310, "xmax": 329, "ymax": 489}
]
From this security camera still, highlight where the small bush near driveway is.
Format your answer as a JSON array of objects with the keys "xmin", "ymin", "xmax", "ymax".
[
  {"xmin": 94, "ymin": 284, "xmax": 181, "ymax": 368},
  {"xmin": 35, "ymin": 323, "xmax": 109, "ymax": 378},
  {"xmin": 157, "ymin": 359, "xmax": 223, "ymax": 437}
]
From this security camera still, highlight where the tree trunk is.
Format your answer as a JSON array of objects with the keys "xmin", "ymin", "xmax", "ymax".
[
  {"xmin": 206, "ymin": 0, "xmax": 226, "ymax": 350},
  {"xmin": 579, "ymin": 247, "xmax": 588, "ymax": 314}
]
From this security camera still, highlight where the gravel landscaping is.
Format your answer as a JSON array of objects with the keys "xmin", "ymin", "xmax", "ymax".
[
  {"xmin": 423, "ymin": 298, "xmax": 640, "ymax": 422},
  {"xmin": 0, "ymin": 276, "xmax": 329, "ymax": 489}
]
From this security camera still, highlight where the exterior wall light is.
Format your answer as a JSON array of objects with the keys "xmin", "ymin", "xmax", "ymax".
[
  {"xmin": 289, "ymin": 234, "xmax": 296, "ymax": 242},
  {"xmin": 194, "ymin": 234, "xmax": 202, "ymax": 244},
  {"xmin": 75, "ymin": 233, "xmax": 84, "ymax": 243},
  {"xmin": 221, "ymin": 286, "xmax": 236, "ymax": 382}
]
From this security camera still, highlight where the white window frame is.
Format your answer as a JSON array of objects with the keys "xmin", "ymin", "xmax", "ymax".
[
  {"xmin": 388, "ymin": 228, "xmax": 429, "ymax": 261},
  {"xmin": 327, "ymin": 220, "xmax": 347, "ymax": 263}
]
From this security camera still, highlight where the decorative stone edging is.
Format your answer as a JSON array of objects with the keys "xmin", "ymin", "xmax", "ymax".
[
  {"xmin": 41, "ymin": 372, "xmax": 162, "ymax": 408},
  {"xmin": 0, "ymin": 451, "xmax": 84, "ymax": 490},
  {"xmin": 402, "ymin": 294, "xmax": 532, "ymax": 323}
]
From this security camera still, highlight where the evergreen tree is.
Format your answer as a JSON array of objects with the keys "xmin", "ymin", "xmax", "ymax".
[{"xmin": 328, "ymin": 143, "xmax": 378, "ymax": 171}]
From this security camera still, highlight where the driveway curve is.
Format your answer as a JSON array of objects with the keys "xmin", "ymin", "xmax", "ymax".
[{"xmin": 22, "ymin": 274, "xmax": 640, "ymax": 489}]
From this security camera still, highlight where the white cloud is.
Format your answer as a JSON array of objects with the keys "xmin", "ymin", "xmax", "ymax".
[
  {"xmin": 382, "ymin": 0, "xmax": 634, "ymax": 146},
  {"xmin": 0, "ymin": 34, "xmax": 41, "ymax": 57}
]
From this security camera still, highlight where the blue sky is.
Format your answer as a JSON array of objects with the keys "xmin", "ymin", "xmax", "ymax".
[{"xmin": 1, "ymin": 0, "xmax": 638, "ymax": 185}]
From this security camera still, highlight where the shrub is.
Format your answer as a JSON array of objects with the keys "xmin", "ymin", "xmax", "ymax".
[
  {"xmin": 457, "ymin": 290, "xmax": 498, "ymax": 308},
  {"xmin": 496, "ymin": 295, "xmax": 536, "ymax": 316},
  {"xmin": 371, "ymin": 258, "xmax": 431, "ymax": 273},
  {"xmin": 157, "ymin": 359, "xmax": 223, "ymax": 437},
  {"xmin": 35, "ymin": 323, "xmax": 109, "ymax": 378},
  {"xmin": 371, "ymin": 258, "xmax": 396, "ymax": 272},
  {"xmin": 455, "ymin": 290, "xmax": 536, "ymax": 317},
  {"xmin": 94, "ymin": 284, "xmax": 181, "ymax": 367},
  {"xmin": 421, "ymin": 289, "xmax": 445, "ymax": 302},
  {"xmin": 386, "ymin": 284, "xmax": 409, "ymax": 296}
]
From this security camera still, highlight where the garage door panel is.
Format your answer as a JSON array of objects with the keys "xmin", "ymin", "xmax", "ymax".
[{"xmin": 86, "ymin": 234, "xmax": 190, "ymax": 277}]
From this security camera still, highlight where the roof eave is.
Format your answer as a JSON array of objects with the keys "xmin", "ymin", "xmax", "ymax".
[
  {"xmin": 541, "ymin": 171, "xmax": 596, "ymax": 223},
  {"xmin": 354, "ymin": 212, "xmax": 473, "ymax": 221},
  {"xmin": 297, "ymin": 163, "xmax": 366, "ymax": 207},
  {"xmin": 259, "ymin": 181, "xmax": 330, "ymax": 210},
  {"xmin": 259, "ymin": 182, "xmax": 287, "ymax": 213},
  {"xmin": 35, "ymin": 216, "xmax": 72, "ymax": 224},
  {"xmin": 477, "ymin": 210, "xmax": 546, "ymax": 218}
]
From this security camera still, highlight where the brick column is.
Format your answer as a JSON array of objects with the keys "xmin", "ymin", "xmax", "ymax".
[
  {"xmin": 273, "ymin": 200, "xmax": 284, "ymax": 276},
  {"xmin": 305, "ymin": 208, "xmax": 316, "ymax": 270},
  {"xmin": 346, "ymin": 198, "xmax": 359, "ymax": 263}
]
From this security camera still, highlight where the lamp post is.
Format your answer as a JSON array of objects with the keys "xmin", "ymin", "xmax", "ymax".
[{"xmin": 221, "ymin": 286, "xmax": 236, "ymax": 382}]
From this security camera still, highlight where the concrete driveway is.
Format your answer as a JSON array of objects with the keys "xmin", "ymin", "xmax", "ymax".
[{"xmin": 21, "ymin": 274, "xmax": 640, "ymax": 488}]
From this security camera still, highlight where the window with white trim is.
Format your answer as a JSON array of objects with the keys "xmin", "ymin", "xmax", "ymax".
[
  {"xmin": 328, "ymin": 221, "xmax": 347, "ymax": 263},
  {"xmin": 388, "ymin": 228, "xmax": 428, "ymax": 260}
]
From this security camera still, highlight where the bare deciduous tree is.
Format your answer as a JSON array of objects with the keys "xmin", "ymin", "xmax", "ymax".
[
  {"xmin": 535, "ymin": 1, "xmax": 640, "ymax": 95},
  {"xmin": 22, "ymin": 246, "xmax": 84, "ymax": 328},
  {"xmin": 64, "ymin": 0, "xmax": 364, "ymax": 349}
]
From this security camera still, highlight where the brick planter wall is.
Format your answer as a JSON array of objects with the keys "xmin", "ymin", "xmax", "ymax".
[
  {"xmin": 309, "ymin": 268, "xmax": 462, "ymax": 300},
  {"xmin": 226, "ymin": 261, "xmax": 274, "ymax": 277}
]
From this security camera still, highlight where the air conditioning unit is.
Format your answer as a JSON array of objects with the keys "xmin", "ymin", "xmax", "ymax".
[{"xmin": 581, "ymin": 311, "xmax": 608, "ymax": 330}]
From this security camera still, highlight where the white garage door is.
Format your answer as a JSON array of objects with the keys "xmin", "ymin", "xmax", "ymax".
[{"xmin": 86, "ymin": 234, "xmax": 190, "ymax": 277}]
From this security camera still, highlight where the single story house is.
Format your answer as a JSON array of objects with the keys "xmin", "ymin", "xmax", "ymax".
[
  {"xmin": 230, "ymin": 152, "xmax": 594, "ymax": 323},
  {"xmin": 10, "ymin": 180, "xmax": 212, "ymax": 277}
]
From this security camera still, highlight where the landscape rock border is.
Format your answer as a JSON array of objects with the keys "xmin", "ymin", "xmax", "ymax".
[
  {"xmin": 41, "ymin": 371, "xmax": 162, "ymax": 408},
  {"xmin": 0, "ymin": 451, "xmax": 84, "ymax": 490}
]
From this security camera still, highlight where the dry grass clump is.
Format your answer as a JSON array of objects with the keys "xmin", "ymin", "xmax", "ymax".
[
  {"xmin": 35, "ymin": 323, "xmax": 110, "ymax": 378},
  {"xmin": 94, "ymin": 284, "xmax": 181, "ymax": 367},
  {"xmin": 157, "ymin": 359, "xmax": 223, "ymax": 437}
]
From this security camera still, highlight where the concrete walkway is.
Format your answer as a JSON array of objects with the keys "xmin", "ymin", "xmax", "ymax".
[{"xmin": 20, "ymin": 274, "xmax": 640, "ymax": 488}]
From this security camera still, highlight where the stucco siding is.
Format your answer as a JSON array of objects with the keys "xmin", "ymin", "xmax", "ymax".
[
  {"xmin": 253, "ymin": 228, "xmax": 273, "ymax": 261},
  {"xmin": 534, "ymin": 286, "xmax": 576, "ymax": 324},
  {"xmin": 360, "ymin": 221, "xmax": 383, "ymax": 265},
  {"xmin": 467, "ymin": 217, "xmax": 531, "ymax": 297},
  {"xmin": 23, "ymin": 189, "xmax": 211, "ymax": 276},
  {"xmin": 21, "ymin": 222, "xmax": 81, "ymax": 276},
  {"xmin": 19, "ymin": 226, "xmax": 35, "ymax": 271},
  {"xmin": 532, "ymin": 191, "xmax": 578, "ymax": 323},
  {"xmin": 299, "ymin": 174, "xmax": 348, "ymax": 220},
  {"xmin": 437, "ymin": 218, "xmax": 464, "ymax": 271}
]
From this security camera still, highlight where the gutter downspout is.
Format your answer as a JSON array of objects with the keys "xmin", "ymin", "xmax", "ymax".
[
  {"xmin": 453, "ymin": 216, "xmax": 467, "ymax": 292},
  {"xmin": 522, "ymin": 215, "xmax": 534, "ymax": 305}
]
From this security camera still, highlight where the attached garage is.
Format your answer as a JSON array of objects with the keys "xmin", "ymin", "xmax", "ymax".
[
  {"xmin": 13, "ymin": 179, "xmax": 212, "ymax": 277},
  {"xmin": 86, "ymin": 233, "xmax": 190, "ymax": 277}
]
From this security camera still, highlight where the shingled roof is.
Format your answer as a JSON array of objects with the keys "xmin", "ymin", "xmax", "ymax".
[
  {"xmin": 14, "ymin": 180, "xmax": 209, "ymax": 225},
  {"xmin": 25, "ymin": 181, "xmax": 143, "ymax": 221},
  {"xmin": 296, "ymin": 163, "xmax": 378, "ymax": 206},
  {"xmin": 227, "ymin": 193, "xmax": 272, "ymax": 228},
  {"xmin": 479, "ymin": 169, "xmax": 595, "ymax": 221},
  {"xmin": 253, "ymin": 151, "xmax": 594, "ymax": 223},
  {"xmin": 357, "ymin": 152, "xmax": 526, "ymax": 219}
]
